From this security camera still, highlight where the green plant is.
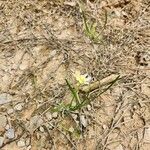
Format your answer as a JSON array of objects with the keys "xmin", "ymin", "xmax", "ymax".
[
  {"xmin": 78, "ymin": 1, "xmax": 100, "ymax": 42},
  {"xmin": 52, "ymin": 79, "xmax": 89, "ymax": 113},
  {"xmin": 82, "ymin": 13, "xmax": 100, "ymax": 42},
  {"xmin": 52, "ymin": 71, "xmax": 120, "ymax": 114}
]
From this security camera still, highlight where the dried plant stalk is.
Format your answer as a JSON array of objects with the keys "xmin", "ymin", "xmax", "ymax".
[{"xmin": 80, "ymin": 74, "xmax": 119, "ymax": 93}]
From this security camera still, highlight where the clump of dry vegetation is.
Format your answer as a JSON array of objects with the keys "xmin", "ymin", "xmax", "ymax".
[{"xmin": 0, "ymin": 0, "xmax": 150, "ymax": 150}]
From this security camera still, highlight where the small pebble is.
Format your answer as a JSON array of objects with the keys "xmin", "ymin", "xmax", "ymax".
[
  {"xmin": 5, "ymin": 128, "xmax": 15, "ymax": 139},
  {"xmin": 80, "ymin": 115, "xmax": 87, "ymax": 128},
  {"xmin": 87, "ymin": 104, "xmax": 92, "ymax": 111},
  {"xmin": 0, "ymin": 93, "xmax": 11, "ymax": 105},
  {"xmin": 39, "ymin": 126, "xmax": 44, "ymax": 132},
  {"xmin": 50, "ymin": 50, "xmax": 57, "ymax": 57},
  {"xmin": 45, "ymin": 112, "xmax": 52, "ymax": 120},
  {"xmin": 0, "ymin": 136, "xmax": 4, "ymax": 147},
  {"xmin": 17, "ymin": 139, "xmax": 26, "ymax": 147},
  {"xmin": 52, "ymin": 112, "xmax": 58, "ymax": 119},
  {"xmin": 14, "ymin": 103, "xmax": 24, "ymax": 111},
  {"xmin": 102, "ymin": 124, "xmax": 107, "ymax": 130},
  {"xmin": 7, "ymin": 108, "xmax": 14, "ymax": 114},
  {"xmin": 71, "ymin": 114, "xmax": 78, "ymax": 120},
  {"xmin": 5, "ymin": 124, "xmax": 10, "ymax": 130},
  {"xmin": 25, "ymin": 138, "xmax": 30, "ymax": 146}
]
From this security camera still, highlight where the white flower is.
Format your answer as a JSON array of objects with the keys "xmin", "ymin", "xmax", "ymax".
[{"xmin": 73, "ymin": 70, "xmax": 92, "ymax": 85}]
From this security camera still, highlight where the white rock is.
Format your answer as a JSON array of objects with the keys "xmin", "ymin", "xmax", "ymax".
[
  {"xmin": 80, "ymin": 115, "xmax": 87, "ymax": 128},
  {"xmin": 14, "ymin": 103, "xmax": 24, "ymax": 111},
  {"xmin": 17, "ymin": 139, "xmax": 26, "ymax": 147},
  {"xmin": 19, "ymin": 63, "xmax": 28, "ymax": 70},
  {"xmin": 0, "ymin": 136, "xmax": 4, "ymax": 147},
  {"xmin": 25, "ymin": 138, "xmax": 30, "ymax": 146},
  {"xmin": 0, "ymin": 93, "xmax": 11, "ymax": 105},
  {"xmin": 71, "ymin": 114, "xmax": 78, "ymax": 120},
  {"xmin": 39, "ymin": 126, "xmax": 44, "ymax": 132},
  {"xmin": 5, "ymin": 128, "xmax": 15, "ymax": 139},
  {"xmin": 5, "ymin": 124, "xmax": 10, "ymax": 130},
  {"xmin": 102, "ymin": 124, "xmax": 107, "ymax": 130},
  {"xmin": 7, "ymin": 108, "xmax": 14, "ymax": 114},
  {"xmin": 87, "ymin": 104, "xmax": 92, "ymax": 111},
  {"xmin": 50, "ymin": 50, "xmax": 57, "ymax": 57},
  {"xmin": 45, "ymin": 112, "xmax": 52, "ymax": 120},
  {"xmin": 0, "ymin": 115, "xmax": 7, "ymax": 129},
  {"xmin": 52, "ymin": 112, "xmax": 58, "ymax": 119}
]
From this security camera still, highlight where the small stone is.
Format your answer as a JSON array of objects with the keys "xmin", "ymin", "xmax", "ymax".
[
  {"xmin": 17, "ymin": 139, "xmax": 26, "ymax": 147},
  {"xmin": 27, "ymin": 115, "xmax": 43, "ymax": 133},
  {"xmin": 5, "ymin": 124, "xmax": 10, "ymax": 130},
  {"xmin": 80, "ymin": 115, "xmax": 87, "ymax": 128},
  {"xmin": 0, "ymin": 93, "xmax": 11, "ymax": 105},
  {"xmin": 87, "ymin": 104, "xmax": 92, "ymax": 111},
  {"xmin": 71, "ymin": 114, "xmax": 78, "ymax": 120},
  {"xmin": 7, "ymin": 108, "xmax": 14, "ymax": 114},
  {"xmin": 39, "ymin": 126, "xmax": 44, "ymax": 132},
  {"xmin": 0, "ymin": 115, "xmax": 7, "ymax": 130},
  {"xmin": 25, "ymin": 138, "xmax": 30, "ymax": 146},
  {"xmin": 14, "ymin": 103, "xmax": 24, "ymax": 111},
  {"xmin": 45, "ymin": 112, "xmax": 52, "ymax": 120},
  {"xmin": 5, "ymin": 128, "xmax": 15, "ymax": 139},
  {"xmin": 50, "ymin": 50, "xmax": 57, "ymax": 57},
  {"xmin": 52, "ymin": 112, "xmax": 58, "ymax": 119},
  {"xmin": 0, "ymin": 136, "xmax": 4, "ymax": 147},
  {"xmin": 102, "ymin": 124, "xmax": 107, "ymax": 130}
]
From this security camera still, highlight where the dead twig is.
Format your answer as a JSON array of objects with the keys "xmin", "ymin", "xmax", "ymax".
[{"xmin": 79, "ymin": 74, "xmax": 120, "ymax": 93}]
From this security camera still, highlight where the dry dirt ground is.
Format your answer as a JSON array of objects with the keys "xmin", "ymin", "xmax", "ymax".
[{"xmin": 0, "ymin": 0, "xmax": 150, "ymax": 150}]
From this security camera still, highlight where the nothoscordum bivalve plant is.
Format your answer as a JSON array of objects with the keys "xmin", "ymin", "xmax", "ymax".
[{"xmin": 73, "ymin": 70, "xmax": 92, "ymax": 86}]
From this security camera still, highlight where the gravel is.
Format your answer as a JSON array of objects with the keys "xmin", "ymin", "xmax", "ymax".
[
  {"xmin": 80, "ymin": 115, "xmax": 88, "ymax": 128},
  {"xmin": 14, "ymin": 103, "xmax": 24, "ymax": 111},
  {"xmin": 5, "ymin": 128, "xmax": 15, "ymax": 139},
  {"xmin": 52, "ymin": 112, "xmax": 58, "ymax": 119},
  {"xmin": 39, "ymin": 126, "xmax": 44, "ymax": 132}
]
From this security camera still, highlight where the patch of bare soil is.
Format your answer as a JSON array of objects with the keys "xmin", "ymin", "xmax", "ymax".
[{"xmin": 0, "ymin": 0, "xmax": 150, "ymax": 150}]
